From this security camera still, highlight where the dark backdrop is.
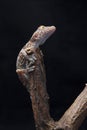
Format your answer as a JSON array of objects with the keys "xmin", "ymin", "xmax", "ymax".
[{"xmin": 0, "ymin": 0, "xmax": 87, "ymax": 129}]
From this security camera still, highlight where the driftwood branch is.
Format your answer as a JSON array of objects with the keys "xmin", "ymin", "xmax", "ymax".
[
  {"xmin": 55, "ymin": 85, "xmax": 87, "ymax": 130},
  {"xmin": 16, "ymin": 25, "xmax": 87, "ymax": 130}
]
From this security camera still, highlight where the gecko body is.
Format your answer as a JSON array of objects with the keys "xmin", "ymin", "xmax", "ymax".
[{"xmin": 16, "ymin": 25, "xmax": 56, "ymax": 86}]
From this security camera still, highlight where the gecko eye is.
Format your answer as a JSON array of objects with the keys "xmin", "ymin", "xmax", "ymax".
[{"xmin": 39, "ymin": 25, "xmax": 45, "ymax": 29}]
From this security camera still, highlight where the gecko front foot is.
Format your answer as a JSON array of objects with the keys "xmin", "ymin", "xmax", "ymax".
[
  {"xmin": 19, "ymin": 48, "xmax": 37, "ymax": 71},
  {"xmin": 16, "ymin": 48, "xmax": 37, "ymax": 86}
]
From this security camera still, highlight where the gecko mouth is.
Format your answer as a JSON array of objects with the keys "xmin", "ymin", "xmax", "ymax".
[
  {"xmin": 42, "ymin": 26, "xmax": 56, "ymax": 43},
  {"xmin": 47, "ymin": 26, "xmax": 56, "ymax": 36},
  {"xmin": 44, "ymin": 26, "xmax": 56, "ymax": 40},
  {"xmin": 49, "ymin": 26, "xmax": 56, "ymax": 32}
]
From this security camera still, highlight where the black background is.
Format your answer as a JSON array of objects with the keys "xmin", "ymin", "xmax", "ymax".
[{"xmin": 0, "ymin": 0, "xmax": 87, "ymax": 129}]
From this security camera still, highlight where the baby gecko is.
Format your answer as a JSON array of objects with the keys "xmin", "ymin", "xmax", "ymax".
[{"xmin": 16, "ymin": 25, "xmax": 56, "ymax": 86}]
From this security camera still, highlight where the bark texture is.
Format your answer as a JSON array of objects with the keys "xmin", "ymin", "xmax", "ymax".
[{"xmin": 28, "ymin": 49, "xmax": 87, "ymax": 130}]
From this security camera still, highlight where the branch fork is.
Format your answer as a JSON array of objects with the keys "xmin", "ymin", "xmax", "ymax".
[{"xmin": 16, "ymin": 25, "xmax": 87, "ymax": 130}]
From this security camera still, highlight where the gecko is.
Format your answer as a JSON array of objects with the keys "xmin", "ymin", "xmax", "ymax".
[{"xmin": 16, "ymin": 25, "xmax": 56, "ymax": 86}]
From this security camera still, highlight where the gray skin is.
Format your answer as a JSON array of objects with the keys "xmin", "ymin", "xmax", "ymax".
[
  {"xmin": 28, "ymin": 25, "xmax": 56, "ymax": 49},
  {"xmin": 16, "ymin": 25, "xmax": 56, "ymax": 86}
]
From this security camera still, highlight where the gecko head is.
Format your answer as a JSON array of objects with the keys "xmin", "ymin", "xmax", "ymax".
[{"xmin": 30, "ymin": 25, "xmax": 56, "ymax": 47}]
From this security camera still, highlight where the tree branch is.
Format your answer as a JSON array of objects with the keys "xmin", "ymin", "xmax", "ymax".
[
  {"xmin": 55, "ymin": 85, "xmax": 87, "ymax": 130},
  {"xmin": 16, "ymin": 25, "xmax": 87, "ymax": 130},
  {"xmin": 26, "ymin": 49, "xmax": 55, "ymax": 130}
]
